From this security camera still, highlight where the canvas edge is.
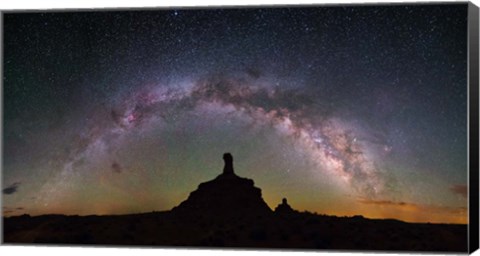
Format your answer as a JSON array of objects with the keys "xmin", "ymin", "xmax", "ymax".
[
  {"xmin": 0, "ymin": 1, "xmax": 471, "ymax": 14},
  {"xmin": 468, "ymin": 1, "xmax": 480, "ymax": 254},
  {"xmin": 0, "ymin": 9, "xmax": 5, "ymax": 246}
]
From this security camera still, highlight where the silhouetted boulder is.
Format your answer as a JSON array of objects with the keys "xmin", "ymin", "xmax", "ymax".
[
  {"xmin": 172, "ymin": 153, "xmax": 272, "ymax": 220},
  {"xmin": 274, "ymin": 198, "xmax": 297, "ymax": 215}
]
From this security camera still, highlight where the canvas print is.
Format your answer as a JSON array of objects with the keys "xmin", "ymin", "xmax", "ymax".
[{"xmin": 2, "ymin": 3, "xmax": 476, "ymax": 253}]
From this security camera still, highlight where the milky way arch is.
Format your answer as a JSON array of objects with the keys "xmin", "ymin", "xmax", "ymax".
[{"xmin": 48, "ymin": 72, "xmax": 391, "ymax": 204}]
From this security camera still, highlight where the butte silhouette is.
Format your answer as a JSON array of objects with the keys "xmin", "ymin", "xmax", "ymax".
[{"xmin": 172, "ymin": 153, "xmax": 273, "ymax": 220}]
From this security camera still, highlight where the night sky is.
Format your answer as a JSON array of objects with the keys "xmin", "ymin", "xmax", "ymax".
[{"xmin": 3, "ymin": 4, "xmax": 468, "ymax": 224}]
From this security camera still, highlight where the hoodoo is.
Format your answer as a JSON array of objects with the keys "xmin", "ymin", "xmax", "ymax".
[{"xmin": 222, "ymin": 153, "xmax": 234, "ymax": 175}]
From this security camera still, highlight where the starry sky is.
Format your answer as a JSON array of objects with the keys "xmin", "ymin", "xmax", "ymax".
[{"xmin": 2, "ymin": 4, "xmax": 469, "ymax": 224}]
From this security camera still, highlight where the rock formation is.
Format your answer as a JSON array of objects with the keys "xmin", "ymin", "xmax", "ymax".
[
  {"xmin": 274, "ymin": 198, "xmax": 296, "ymax": 214},
  {"xmin": 222, "ymin": 153, "xmax": 234, "ymax": 175},
  {"xmin": 171, "ymin": 153, "xmax": 272, "ymax": 219}
]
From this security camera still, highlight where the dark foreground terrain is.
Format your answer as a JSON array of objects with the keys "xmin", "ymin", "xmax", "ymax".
[
  {"xmin": 3, "ymin": 154, "xmax": 468, "ymax": 252},
  {"xmin": 3, "ymin": 210, "xmax": 467, "ymax": 252}
]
